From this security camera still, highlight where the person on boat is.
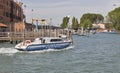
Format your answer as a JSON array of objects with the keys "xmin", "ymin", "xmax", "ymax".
[
  {"xmin": 42, "ymin": 39, "xmax": 45, "ymax": 43},
  {"xmin": 25, "ymin": 40, "xmax": 31, "ymax": 46}
]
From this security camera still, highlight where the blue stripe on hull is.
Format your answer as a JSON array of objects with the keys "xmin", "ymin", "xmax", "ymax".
[{"xmin": 26, "ymin": 42, "xmax": 71, "ymax": 51}]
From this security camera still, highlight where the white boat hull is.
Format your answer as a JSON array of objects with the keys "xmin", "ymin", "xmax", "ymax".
[{"xmin": 15, "ymin": 42, "xmax": 72, "ymax": 51}]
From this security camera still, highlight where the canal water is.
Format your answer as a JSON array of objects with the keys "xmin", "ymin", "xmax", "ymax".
[{"xmin": 0, "ymin": 33, "xmax": 120, "ymax": 73}]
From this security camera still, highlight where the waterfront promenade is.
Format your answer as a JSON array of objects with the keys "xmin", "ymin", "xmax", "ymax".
[{"xmin": 0, "ymin": 29, "xmax": 72, "ymax": 43}]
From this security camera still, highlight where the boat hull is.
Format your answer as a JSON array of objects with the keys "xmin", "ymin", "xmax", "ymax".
[{"xmin": 16, "ymin": 42, "xmax": 72, "ymax": 51}]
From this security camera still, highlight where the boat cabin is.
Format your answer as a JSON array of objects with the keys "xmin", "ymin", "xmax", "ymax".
[{"xmin": 35, "ymin": 37, "xmax": 63, "ymax": 44}]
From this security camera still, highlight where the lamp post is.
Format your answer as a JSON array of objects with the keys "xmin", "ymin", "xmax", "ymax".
[
  {"xmin": 49, "ymin": 18, "xmax": 52, "ymax": 37},
  {"xmin": 67, "ymin": 15, "xmax": 70, "ymax": 39},
  {"xmin": 31, "ymin": 9, "xmax": 34, "ymax": 24},
  {"xmin": 23, "ymin": 5, "xmax": 26, "ymax": 40},
  {"xmin": 24, "ymin": 5, "xmax": 27, "ymax": 23},
  {"xmin": 67, "ymin": 15, "xmax": 71, "ymax": 29},
  {"xmin": 36, "ymin": 20, "xmax": 39, "ymax": 31}
]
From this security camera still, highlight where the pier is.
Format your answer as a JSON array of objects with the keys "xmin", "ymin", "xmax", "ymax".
[{"xmin": 0, "ymin": 29, "xmax": 72, "ymax": 43}]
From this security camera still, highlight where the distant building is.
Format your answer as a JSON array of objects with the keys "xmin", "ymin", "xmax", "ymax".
[
  {"xmin": 92, "ymin": 23, "xmax": 106, "ymax": 32},
  {"xmin": 97, "ymin": 23, "xmax": 106, "ymax": 29}
]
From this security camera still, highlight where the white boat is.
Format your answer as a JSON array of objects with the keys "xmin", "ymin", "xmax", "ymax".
[
  {"xmin": 78, "ymin": 27, "xmax": 88, "ymax": 36},
  {"xmin": 15, "ymin": 35, "xmax": 73, "ymax": 51}
]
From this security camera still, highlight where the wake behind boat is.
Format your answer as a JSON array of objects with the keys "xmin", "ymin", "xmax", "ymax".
[{"xmin": 15, "ymin": 35, "xmax": 73, "ymax": 51}]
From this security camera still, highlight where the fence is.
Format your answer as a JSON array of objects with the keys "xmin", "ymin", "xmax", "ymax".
[{"xmin": 0, "ymin": 29, "xmax": 72, "ymax": 42}]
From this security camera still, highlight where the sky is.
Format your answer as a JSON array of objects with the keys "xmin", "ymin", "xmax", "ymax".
[{"xmin": 20, "ymin": 0, "xmax": 120, "ymax": 26}]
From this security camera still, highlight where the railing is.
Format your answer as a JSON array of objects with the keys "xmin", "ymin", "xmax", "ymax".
[
  {"xmin": 0, "ymin": 32, "xmax": 9, "ymax": 37},
  {"xmin": 0, "ymin": 29, "xmax": 72, "ymax": 42}
]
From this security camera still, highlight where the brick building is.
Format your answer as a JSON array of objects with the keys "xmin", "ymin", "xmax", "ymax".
[
  {"xmin": 0, "ymin": 0, "xmax": 24, "ymax": 22},
  {"xmin": 0, "ymin": 0, "xmax": 25, "ymax": 32}
]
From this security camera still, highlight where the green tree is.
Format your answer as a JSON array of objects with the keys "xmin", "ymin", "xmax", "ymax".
[
  {"xmin": 80, "ymin": 13, "xmax": 104, "ymax": 24},
  {"xmin": 96, "ymin": 14, "xmax": 104, "ymax": 23},
  {"xmin": 80, "ymin": 19, "xmax": 92, "ymax": 29},
  {"xmin": 72, "ymin": 17, "xmax": 79, "ymax": 30},
  {"xmin": 108, "ymin": 7, "xmax": 120, "ymax": 31},
  {"xmin": 105, "ymin": 23, "xmax": 114, "ymax": 30},
  {"xmin": 80, "ymin": 13, "xmax": 104, "ymax": 29},
  {"xmin": 60, "ymin": 16, "xmax": 69, "ymax": 28}
]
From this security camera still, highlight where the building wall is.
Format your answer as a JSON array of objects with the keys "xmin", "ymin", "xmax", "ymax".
[
  {"xmin": 92, "ymin": 23, "xmax": 106, "ymax": 29},
  {"xmin": 98, "ymin": 23, "xmax": 105, "ymax": 29},
  {"xmin": 0, "ymin": 0, "xmax": 24, "ymax": 23},
  {"xmin": 14, "ymin": 22, "xmax": 25, "ymax": 32},
  {"xmin": 92, "ymin": 23, "xmax": 107, "ymax": 33},
  {"xmin": 0, "ymin": 0, "xmax": 11, "ymax": 22}
]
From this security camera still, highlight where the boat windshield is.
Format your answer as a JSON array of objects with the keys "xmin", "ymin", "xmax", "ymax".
[{"xmin": 50, "ymin": 39, "xmax": 62, "ymax": 42}]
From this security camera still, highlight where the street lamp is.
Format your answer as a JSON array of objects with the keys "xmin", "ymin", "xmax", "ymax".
[
  {"xmin": 49, "ymin": 18, "xmax": 52, "ymax": 37},
  {"xmin": 67, "ymin": 15, "xmax": 70, "ymax": 28},
  {"xmin": 67, "ymin": 15, "xmax": 71, "ymax": 39},
  {"xmin": 31, "ymin": 9, "xmax": 34, "ymax": 24},
  {"xmin": 24, "ymin": 5, "xmax": 27, "ymax": 23},
  {"xmin": 23, "ymin": 5, "xmax": 26, "ymax": 40}
]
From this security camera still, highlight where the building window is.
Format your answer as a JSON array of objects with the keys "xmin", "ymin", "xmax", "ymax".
[
  {"xmin": 6, "ymin": 12, "xmax": 9, "ymax": 17},
  {"xmin": 0, "ymin": 5, "xmax": 3, "ymax": 10},
  {"xmin": 6, "ymin": 1, "xmax": 9, "ymax": 6}
]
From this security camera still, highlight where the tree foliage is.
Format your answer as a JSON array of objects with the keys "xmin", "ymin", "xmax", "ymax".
[
  {"xmin": 71, "ymin": 17, "xmax": 79, "ymax": 30},
  {"xmin": 105, "ymin": 23, "xmax": 114, "ymax": 30},
  {"xmin": 60, "ymin": 16, "xmax": 69, "ymax": 28},
  {"xmin": 80, "ymin": 19, "xmax": 92, "ymax": 29},
  {"xmin": 108, "ymin": 7, "xmax": 120, "ymax": 31},
  {"xmin": 80, "ymin": 13, "xmax": 104, "ymax": 29},
  {"xmin": 80, "ymin": 13, "xmax": 104, "ymax": 24}
]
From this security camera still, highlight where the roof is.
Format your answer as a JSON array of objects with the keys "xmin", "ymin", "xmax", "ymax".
[{"xmin": 0, "ymin": 23, "xmax": 7, "ymax": 27}]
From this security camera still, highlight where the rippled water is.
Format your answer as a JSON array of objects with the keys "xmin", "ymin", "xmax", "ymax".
[{"xmin": 0, "ymin": 33, "xmax": 120, "ymax": 73}]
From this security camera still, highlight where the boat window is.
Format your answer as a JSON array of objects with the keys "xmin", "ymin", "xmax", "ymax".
[
  {"xmin": 50, "ymin": 39, "xmax": 62, "ymax": 42},
  {"xmin": 42, "ymin": 39, "xmax": 45, "ymax": 43},
  {"xmin": 40, "ymin": 38, "xmax": 42, "ymax": 40}
]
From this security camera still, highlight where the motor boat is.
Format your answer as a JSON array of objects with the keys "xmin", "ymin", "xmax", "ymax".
[{"xmin": 15, "ymin": 36, "xmax": 73, "ymax": 51}]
